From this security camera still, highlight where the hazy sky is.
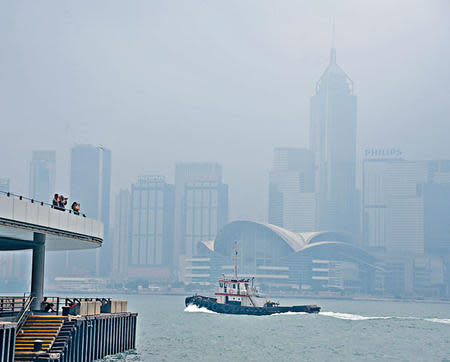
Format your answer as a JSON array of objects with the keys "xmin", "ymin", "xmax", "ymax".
[{"xmin": 1, "ymin": 0, "xmax": 449, "ymax": 222}]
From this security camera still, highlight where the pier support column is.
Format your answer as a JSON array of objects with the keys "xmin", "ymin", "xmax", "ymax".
[{"xmin": 31, "ymin": 233, "xmax": 46, "ymax": 311}]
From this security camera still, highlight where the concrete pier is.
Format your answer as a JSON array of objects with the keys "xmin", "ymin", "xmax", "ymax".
[
  {"xmin": 0, "ymin": 323, "xmax": 16, "ymax": 362},
  {"xmin": 1, "ymin": 194, "xmax": 137, "ymax": 361}
]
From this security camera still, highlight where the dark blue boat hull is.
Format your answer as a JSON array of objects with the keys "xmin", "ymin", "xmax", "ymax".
[{"xmin": 185, "ymin": 295, "xmax": 320, "ymax": 315}]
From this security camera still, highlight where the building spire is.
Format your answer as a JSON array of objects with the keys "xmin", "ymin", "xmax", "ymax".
[{"xmin": 330, "ymin": 20, "xmax": 336, "ymax": 64}]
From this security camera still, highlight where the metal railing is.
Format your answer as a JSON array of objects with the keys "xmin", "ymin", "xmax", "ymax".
[
  {"xmin": 0, "ymin": 190, "xmax": 87, "ymax": 217},
  {"xmin": 0, "ymin": 296, "xmax": 29, "ymax": 315},
  {"xmin": 15, "ymin": 295, "xmax": 34, "ymax": 333},
  {"xmin": 40, "ymin": 296, "xmax": 113, "ymax": 315}
]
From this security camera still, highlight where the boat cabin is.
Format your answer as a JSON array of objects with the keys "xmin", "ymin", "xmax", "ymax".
[{"xmin": 215, "ymin": 277, "xmax": 266, "ymax": 307}]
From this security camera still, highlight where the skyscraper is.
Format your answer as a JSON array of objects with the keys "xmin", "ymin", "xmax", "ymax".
[
  {"xmin": 112, "ymin": 189, "xmax": 130, "ymax": 279},
  {"xmin": 128, "ymin": 176, "xmax": 174, "ymax": 280},
  {"xmin": 310, "ymin": 46, "xmax": 357, "ymax": 235},
  {"xmin": 68, "ymin": 145, "xmax": 111, "ymax": 276},
  {"xmin": 29, "ymin": 151, "xmax": 56, "ymax": 202},
  {"xmin": 268, "ymin": 148, "xmax": 316, "ymax": 232},
  {"xmin": 183, "ymin": 180, "xmax": 228, "ymax": 257},
  {"xmin": 0, "ymin": 178, "xmax": 31, "ymax": 286},
  {"xmin": 174, "ymin": 163, "xmax": 224, "ymax": 264},
  {"xmin": 0, "ymin": 178, "xmax": 9, "ymax": 193},
  {"xmin": 362, "ymin": 157, "xmax": 427, "ymax": 254},
  {"xmin": 423, "ymin": 160, "xmax": 450, "ymax": 255}
]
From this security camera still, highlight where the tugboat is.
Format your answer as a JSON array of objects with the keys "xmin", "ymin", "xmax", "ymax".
[{"xmin": 185, "ymin": 243, "xmax": 320, "ymax": 316}]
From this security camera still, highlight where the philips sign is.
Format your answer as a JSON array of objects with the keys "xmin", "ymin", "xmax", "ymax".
[{"xmin": 364, "ymin": 148, "xmax": 402, "ymax": 158}]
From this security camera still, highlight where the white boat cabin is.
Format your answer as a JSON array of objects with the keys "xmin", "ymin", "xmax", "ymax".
[{"xmin": 215, "ymin": 277, "xmax": 267, "ymax": 308}]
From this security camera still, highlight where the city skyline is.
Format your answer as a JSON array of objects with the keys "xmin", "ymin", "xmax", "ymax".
[
  {"xmin": 1, "ymin": 16, "xmax": 449, "ymax": 296},
  {"xmin": 1, "ymin": 1, "xmax": 449, "ymax": 224}
]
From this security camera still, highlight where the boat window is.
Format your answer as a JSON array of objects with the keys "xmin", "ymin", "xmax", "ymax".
[
  {"xmin": 233, "ymin": 284, "xmax": 235, "ymax": 288},
  {"xmin": 220, "ymin": 283, "xmax": 223, "ymax": 288}
]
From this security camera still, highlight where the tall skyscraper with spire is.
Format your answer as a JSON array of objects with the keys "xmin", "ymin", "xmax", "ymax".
[{"xmin": 310, "ymin": 45, "xmax": 358, "ymax": 236}]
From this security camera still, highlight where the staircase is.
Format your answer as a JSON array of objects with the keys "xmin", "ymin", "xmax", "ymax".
[
  {"xmin": 14, "ymin": 315, "xmax": 66, "ymax": 361},
  {"xmin": 47, "ymin": 319, "xmax": 77, "ymax": 356}
]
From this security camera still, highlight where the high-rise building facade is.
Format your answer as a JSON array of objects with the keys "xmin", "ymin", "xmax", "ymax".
[
  {"xmin": 268, "ymin": 148, "xmax": 316, "ymax": 232},
  {"xmin": 423, "ymin": 160, "xmax": 450, "ymax": 256},
  {"xmin": 68, "ymin": 145, "xmax": 111, "ymax": 276},
  {"xmin": 129, "ymin": 176, "xmax": 175, "ymax": 271},
  {"xmin": 112, "ymin": 189, "xmax": 130, "ymax": 279},
  {"xmin": 174, "ymin": 163, "xmax": 224, "ymax": 264},
  {"xmin": 0, "ymin": 178, "xmax": 10, "ymax": 193},
  {"xmin": 29, "ymin": 151, "xmax": 56, "ymax": 202},
  {"xmin": 310, "ymin": 47, "xmax": 357, "ymax": 236},
  {"xmin": 363, "ymin": 157, "xmax": 427, "ymax": 254},
  {"xmin": 183, "ymin": 180, "xmax": 228, "ymax": 257}
]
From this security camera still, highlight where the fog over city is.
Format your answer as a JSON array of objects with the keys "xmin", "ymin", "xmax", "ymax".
[
  {"xmin": 1, "ymin": 0, "xmax": 449, "ymax": 221},
  {"xmin": 2, "ymin": 2, "xmax": 450, "ymax": 360}
]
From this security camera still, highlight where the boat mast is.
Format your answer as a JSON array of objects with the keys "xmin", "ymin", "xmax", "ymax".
[{"xmin": 233, "ymin": 241, "xmax": 238, "ymax": 280}]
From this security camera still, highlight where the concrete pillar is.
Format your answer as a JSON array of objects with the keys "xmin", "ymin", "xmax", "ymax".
[{"xmin": 31, "ymin": 233, "xmax": 46, "ymax": 310}]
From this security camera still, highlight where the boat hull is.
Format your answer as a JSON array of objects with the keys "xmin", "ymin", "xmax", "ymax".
[{"xmin": 185, "ymin": 295, "xmax": 320, "ymax": 315}]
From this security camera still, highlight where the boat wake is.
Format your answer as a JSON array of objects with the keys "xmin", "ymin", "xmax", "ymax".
[
  {"xmin": 320, "ymin": 312, "xmax": 450, "ymax": 324},
  {"xmin": 184, "ymin": 304, "xmax": 217, "ymax": 314},
  {"xmin": 270, "ymin": 311, "xmax": 308, "ymax": 316},
  {"xmin": 423, "ymin": 318, "xmax": 450, "ymax": 325},
  {"xmin": 320, "ymin": 311, "xmax": 393, "ymax": 321}
]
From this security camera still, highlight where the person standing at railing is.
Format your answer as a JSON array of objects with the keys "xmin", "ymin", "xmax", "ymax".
[
  {"xmin": 58, "ymin": 195, "xmax": 67, "ymax": 210},
  {"xmin": 71, "ymin": 202, "xmax": 80, "ymax": 215},
  {"xmin": 52, "ymin": 194, "xmax": 59, "ymax": 208}
]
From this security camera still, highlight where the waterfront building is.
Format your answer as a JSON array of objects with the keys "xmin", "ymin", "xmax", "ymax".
[
  {"xmin": 310, "ymin": 46, "xmax": 358, "ymax": 236},
  {"xmin": 423, "ymin": 160, "xmax": 450, "ymax": 256},
  {"xmin": 29, "ymin": 150, "xmax": 56, "ymax": 202},
  {"xmin": 68, "ymin": 145, "xmax": 111, "ymax": 276},
  {"xmin": 174, "ymin": 162, "xmax": 224, "ymax": 265},
  {"xmin": 183, "ymin": 179, "xmax": 228, "ymax": 258},
  {"xmin": 189, "ymin": 220, "xmax": 375, "ymax": 294},
  {"xmin": 268, "ymin": 148, "xmax": 315, "ymax": 232},
  {"xmin": 362, "ymin": 157, "xmax": 427, "ymax": 254},
  {"xmin": 363, "ymin": 157, "xmax": 450, "ymax": 256},
  {"xmin": 128, "ymin": 176, "xmax": 174, "ymax": 281}
]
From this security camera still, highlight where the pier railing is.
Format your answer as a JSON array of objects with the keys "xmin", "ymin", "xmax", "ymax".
[
  {"xmin": 15, "ymin": 295, "xmax": 34, "ymax": 333},
  {"xmin": 0, "ymin": 190, "xmax": 87, "ymax": 217},
  {"xmin": 0, "ymin": 296, "xmax": 114, "ymax": 316},
  {"xmin": 0, "ymin": 296, "xmax": 30, "ymax": 315}
]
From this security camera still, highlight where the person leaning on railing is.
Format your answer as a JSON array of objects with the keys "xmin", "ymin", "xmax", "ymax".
[{"xmin": 71, "ymin": 202, "xmax": 80, "ymax": 215}]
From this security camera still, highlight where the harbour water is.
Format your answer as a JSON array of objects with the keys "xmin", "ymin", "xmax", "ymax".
[{"xmin": 104, "ymin": 295, "xmax": 450, "ymax": 361}]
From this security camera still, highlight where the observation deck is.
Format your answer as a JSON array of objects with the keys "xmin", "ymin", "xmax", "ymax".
[{"xmin": 0, "ymin": 192, "xmax": 103, "ymax": 311}]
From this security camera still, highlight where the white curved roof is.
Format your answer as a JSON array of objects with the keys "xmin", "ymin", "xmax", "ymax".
[{"xmin": 213, "ymin": 220, "xmax": 352, "ymax": 256}]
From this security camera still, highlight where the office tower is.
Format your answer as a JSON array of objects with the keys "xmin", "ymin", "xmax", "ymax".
[
  {"xmin": 29, "ymin": 151, "xmax": 56, "ymax": 202},
  {"xmin": 362, "ymin": 156, "xmax": 428, "ymax": 254},
  {"xmin": 310, "ymin": 46, "xmax": 357, "ymax": 235},
  {"xmin": 423, "ymin": 160, "xmax": 450, "ymax": 255},
  {"xmin": 174, "ymin": 163, "xmax": 224, "ymax": 263},
  {"xmin": 183, "ymin": 180, "xmax": 228, "ymax": 257},
  {"xmin": 69, "ymin": 145, "xmax": 111, "ymax": 276},
  {"xmin": 0, "ymin": 178, "xmax": 28, "ymax": 286},
  {"xmin": 268, "ymin": 148, "xmax": 316, "ymax": 232},
  {"xmin": 129, "ymin": 176, "xmax": 175, "ymax": 269},
  {"xmin": 0, "ymin": 178, "xmax": 10, "ymax": 193},
  {"xmin": 112, "ymin": 189, "xmax": 130, "ymax": 279}
]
